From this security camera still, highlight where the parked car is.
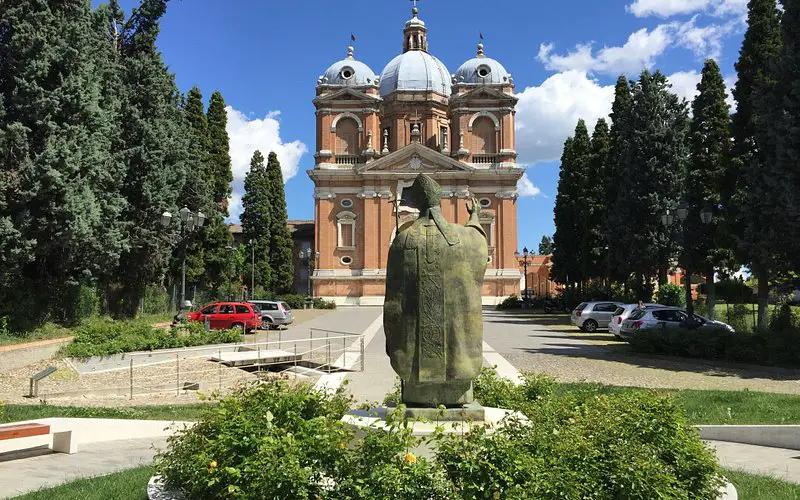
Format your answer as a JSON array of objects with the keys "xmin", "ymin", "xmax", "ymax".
[
  {"xmin": 619, "ymin": 307, "xmax": 735, "ymax": 341},
  {"xmin": 571, "ymin": 301, "xmax": 624, "ymax": 332},
  {"xmin": 609, "ymin": 303, "xmax": 666, "ymax": 338},
  {"xmin": 248, "ymin": 300, "xmax": 294, "ymax": 329},
  {"xmin": 185, "ymin": 302, "xmax": 262, "ymax": 333}
]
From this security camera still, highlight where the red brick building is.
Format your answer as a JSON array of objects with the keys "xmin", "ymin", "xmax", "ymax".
[{"xmin": 308, "ymin": 6, "xmax": 523, "ymax": 305}]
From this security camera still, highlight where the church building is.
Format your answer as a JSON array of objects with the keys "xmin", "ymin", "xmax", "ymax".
[{"xmin": 309, "ymin": 5, "xmax": 523, "ymax": 305}]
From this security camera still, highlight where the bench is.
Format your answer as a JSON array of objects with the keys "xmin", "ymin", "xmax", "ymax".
[{"xmin": 0, "ymin": 423, "xmax": 77, "ymax": 454}]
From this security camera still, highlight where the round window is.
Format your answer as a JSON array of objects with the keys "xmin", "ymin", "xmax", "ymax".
[
  {"xmin": 479, "ymin": 198, "xmax": 491, "ymax": 208},
  {"xmin": 340, "ymin": 66, "xmax": 355, "ymax": 80},
  {"xmin": 340, "ymin": 198, "xmax": 354, "ymax": 208},
  {"xmin": 340, "ymin": 256, "xmax": 353, "ymax": 266},
  {"xmin": 477, "ymin": 65, "xmax": 491, "ymax": 78}
]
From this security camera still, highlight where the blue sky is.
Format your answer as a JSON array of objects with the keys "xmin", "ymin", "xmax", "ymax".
[{"xmin": 109, "ymin": 0, "xmax": 747, "ymax": 251}]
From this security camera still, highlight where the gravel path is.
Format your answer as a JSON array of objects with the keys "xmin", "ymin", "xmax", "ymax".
[{"xmin": 483, "ymin": 309, "xmax": 800, "ymax": 395}]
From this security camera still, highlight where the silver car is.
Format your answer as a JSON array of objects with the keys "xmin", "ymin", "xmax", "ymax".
[
  {"xmin": 609, "ymin": 303, "xmax": 665, "ymax": 338},
  {"xmin": 619, "ymin": 307, "xmax": 735, "ymax": 341},
  {"xmin": 571, "ymin": 301, "xmax": 624, "ymax": 332},
  {"xmin": 248, "ymin": 300, "xmax": 294, "ymax": 329}
]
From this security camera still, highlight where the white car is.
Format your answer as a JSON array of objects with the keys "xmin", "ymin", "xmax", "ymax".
[
  {"xmin": 609, "ymin": 303, "xmax": 665, "ymax": 338},
  {"xmin": 619, "ymin": 307, "xmax": 735, "ymax": 341}
]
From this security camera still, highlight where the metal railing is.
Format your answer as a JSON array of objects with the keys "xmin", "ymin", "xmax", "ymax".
[{"xmin": 37, "ymin": 329, "xmax": 365, "ymax": 400}]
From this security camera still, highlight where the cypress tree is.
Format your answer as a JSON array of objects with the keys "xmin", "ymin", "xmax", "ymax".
[
  {"xmin": 265, "ymin": 152, "xmax": 294, "ymax": 293},
  {"xmin": 628, "ymin": 70, "xmax": 689, "ymax": 298},
  {"xmin": 552, "ymin": 136, "xmax": 578, "ymax": 288},
  {"xmin": 538, "ymin": 235, "xmax": 554, "ymax": 256},
  {"xmin": 570, "ymin": 120, "xmax": 593, "ymax": 294},
  {"xmin": 240, "ymin": 151, "xmax": 273, "ymax": 292},
  {"xmin": 606, "ymin": 76, "xmax": 635, "ymax": 287},
  {"xmin": 207, "ymin": 91, "xmax": 233, "ymax": 209},
  {"xmin": 731, "ymin": 0, "xmax": 782, "ymax": 326},
  {"xmin": 685, "ymin": 59, "xmax": 732, "ymax": 320},
  {"xmin": 587, "ymin": 119, "xmax": 611, "ymax": 283},
  {"xmin": 112, "ymin": 0, "xmax": 188, "ymax": 317}
]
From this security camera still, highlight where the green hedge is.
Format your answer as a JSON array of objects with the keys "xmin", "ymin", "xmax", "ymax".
[
  {"xmin": 61, "ymin": 319, "xmax": 241, "ymax": 358},
  {"xmin": 155, "ymin": 372, "xmax": 723, "ymax": 499},
  {"xmin": 630, "ymin": 305, "xmax": 800, "ymax": 367}
]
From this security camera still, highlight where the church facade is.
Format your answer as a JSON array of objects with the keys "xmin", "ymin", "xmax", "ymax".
[{"xmin": 309, "ymin": 6, "xmax": 523, "ymax": 305}]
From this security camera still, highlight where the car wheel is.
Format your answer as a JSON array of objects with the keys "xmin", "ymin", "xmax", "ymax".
[
  {"xmin": 264, "ymin": 318, "xmax": 274, "ymax": 330},
  {"xmin": 583, "ymin": 319, "xmax": 598, "ymax": 333}
]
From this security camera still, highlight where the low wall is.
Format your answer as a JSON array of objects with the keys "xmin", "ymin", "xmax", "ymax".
[{"xmin": 697, "ymin": 425, "xmax": 800, "ymax": 450}]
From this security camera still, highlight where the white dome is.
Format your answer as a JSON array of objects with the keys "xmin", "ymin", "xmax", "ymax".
[
  {"xmin": 379, "ymin": 51, "xmax": 451, "ymax": 96},
  {"xmin": 454, "ymin": 54, "xmax": 511, "ymax": 85},
  {"xmin": 320, "ymin": 50, "xmax": 377, "ymax": 87}
]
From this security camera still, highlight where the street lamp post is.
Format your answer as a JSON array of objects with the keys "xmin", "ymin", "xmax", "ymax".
[
  {"xmin": 249, "ymin": 239, "xmax": 255, "ymax": 300},
  {"xmin": 514, "ymin": 247, "xmax": 532, "ymax": 307},
  {"xmin": 161, "ymin": 207, "xmax": 205, "ymax": 321},
  {"xmin": 661, "ymin": 202, "xmax": 712, "ymax": 317}
]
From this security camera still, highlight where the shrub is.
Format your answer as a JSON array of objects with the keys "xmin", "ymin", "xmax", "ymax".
[
  {"xmin": 61, "ymin": 318, "xmax": 241, "ymax": 358},
  {"xmin": 497, "ymin": 294, "xmax": 522, "ymax": 310},
  {"xmin": 656, "ymin": 283, "xmax": 686, "ymax": 307}
]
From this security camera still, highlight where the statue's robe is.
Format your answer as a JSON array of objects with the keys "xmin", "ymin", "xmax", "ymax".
[{"xmin": 384, "ymin": 206, "xmax": 487, "ymax": 404}]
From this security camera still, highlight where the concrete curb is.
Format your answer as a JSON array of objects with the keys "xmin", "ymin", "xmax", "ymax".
[{"xmin": 697, "ymin": 425, "xmax": 800, "ymax": 450}]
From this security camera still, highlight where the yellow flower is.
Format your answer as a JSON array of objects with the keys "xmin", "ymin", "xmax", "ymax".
[
  {"xmin": 404, "ymin": 452, "xmax": 417, "ymax": 464},
  {"xmin": 493, "ymin": 491, "xmax": 501, "ymax": 499},
  {"xmin": 338, "ymin": 443, "xmax": 346, "ymax": 449},
  {"xmin": 209, "ymin": 460, "xmax": 217, "ymax": 469}
]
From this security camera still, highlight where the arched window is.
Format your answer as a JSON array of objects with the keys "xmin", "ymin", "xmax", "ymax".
[
  {"xmin": 472, "ymin": 116, "xmax": 497, "ymax": 154},
  {"xmin": 335, "ymin": 118, "xmax": 359, "ymax": 155}
]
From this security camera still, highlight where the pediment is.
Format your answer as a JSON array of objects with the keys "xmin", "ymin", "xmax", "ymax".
[
  {"xmin": 451, "ymin": 86, "xmax": 518, "ymax": 103},
  {"xmin": 313, "ymin": 87, "xmax": 382, "ymax": 105},
  {"xmin": 357, "ymin": 143, "xmax": 474, "ymax": 173}
]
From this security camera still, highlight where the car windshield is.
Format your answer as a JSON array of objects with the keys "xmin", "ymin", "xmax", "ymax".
[
  {"xmin": 628, "ymin": 310, "xmax": 647, "ymax": 320},
  {"xmin": 574, "ymin": 302, "xmax": 588, "ymax": 312},
  {"xmin": 280, "ymin": 302, "xmax": 291, "ymax": 311}
]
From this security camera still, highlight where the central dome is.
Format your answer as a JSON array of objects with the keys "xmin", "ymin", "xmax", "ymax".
[{"xmin": 379, "ymin": 51, "xmax": 451, "ymax": 97}]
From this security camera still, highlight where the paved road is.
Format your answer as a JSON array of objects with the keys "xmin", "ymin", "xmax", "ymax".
[{"xmin": 709, "ymin": 440, "xmax": 800, "ymax": 484}]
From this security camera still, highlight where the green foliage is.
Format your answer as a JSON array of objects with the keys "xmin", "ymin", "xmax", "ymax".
[
  {"xmin": 61, "ymin": 318, "xmax": 240, "ymax": 358},
  {"xmin": 656, "ymin": 283, "xmax": 686, "ymax": 306},
  {"xmin": 206, "ymin": 91, "xmax": 233, "ymax": 208},
  {"xmin": 537, "ymin": 235, "xmax": 553, "ymax": 256},
  {"xmin": 251, "ymin": 291, "xmax": 336, "ymax": 310},
  {"xmin": 496, "ymin": 294, "xmax": 522, "ymax": 310},
  {"xmin": 265, "ymin": 152, "xmax": 294, "ymax": 293},
  {"xmin": 1, "ymin": 402, "xmax": 208, "ymax": 424},
  {"xmin": 584, "ymin": 119, "xmax": 611, "ymax": 280},
  {"xmin": 12, "ymin": 465, "xmax": 155, "ymax": 500},
  {"xmin": 630, "ymin": 309, "xmax": 800, "ymax": 367},
  {"xmin": 241, "ymin": 150, "xmax": 273, "ymax": 290}
]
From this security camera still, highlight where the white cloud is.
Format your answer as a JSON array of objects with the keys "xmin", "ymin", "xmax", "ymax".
[
  {"xmin": 225, "ymin": 106, "xmax": 307, "ymax": 222},
  {"xmin": 514, "ymin": 70, "xmax": 615, "ymax": 165},
  {"xmin": 674, "ymin": 15, "xmax": 737, "ymax": 59},
  {"xmin": 517, "ymin": 173, "xmax": 543, "ymax": 198},
  {"xmin": 627, "ymin": 0, "xmax": 747, "ymax": 18},
  {"xmin": 538, "ymin": 25, "xmax": 672, "ymax": 75}
]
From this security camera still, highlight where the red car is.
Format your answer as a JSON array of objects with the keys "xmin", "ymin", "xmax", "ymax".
[{"xmin": 186, "ymin": 302, "xmax": 263, "ymax": 333}]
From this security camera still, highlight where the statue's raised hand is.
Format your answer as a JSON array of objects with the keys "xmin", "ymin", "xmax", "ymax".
[{"xmin": 467, "ymin": 196, "xmax": 481, "ymax": 217}]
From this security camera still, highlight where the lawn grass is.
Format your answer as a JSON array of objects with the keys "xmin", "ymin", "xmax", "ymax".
[
  {"xmin": 726, "ymin": 469, "xmax": 800, "ymax": 500},
  {"xmin": 555, "ymin": 382, "xmax": 800, "ymax": 425},
  {"xmin": 1, "ymin": 403, "xmax": 209, "ymax": 424},
  {"xmin": 12, "ymin": 465, "xmax": 152, "ymax": 500}
]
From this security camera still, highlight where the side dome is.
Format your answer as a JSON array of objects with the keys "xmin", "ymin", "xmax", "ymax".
[
  {"xmin": 454, "ymin": 46, "xmax": 511, "ymax": 85},
  {"xmin": 379, "ymin": 51, "xmax": 451, "ymax": 96},
  {"xmin": 320, "ymin": 47, "xmax": 377, "ymax": 87}
]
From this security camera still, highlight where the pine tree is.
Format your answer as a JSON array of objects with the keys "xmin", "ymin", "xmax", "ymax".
[
  {"xmin": 241, "ymin": 151, "xmax": 273, "ymax": 292},
  {"xmin": 570, "ymin": 120, "xmax": 593, "ymax": 294},
  {"xmin": 731, "ymin": 0, "xmax": 782, "ymax": 326},
  {"xmin": 606, "ymin": 76, "xmax": 635, "ymax": 287},
  {"xmin": 685, "ymin": 59, "xmax": 732, "ymax": 320},
  {"xmin": 586, "ymin": 119, "xmax": 611, "ymax": 283},
  {"xmin": 111, "ymin": 0, "xmax": 189, "ymax": 317},
  {"xmin": 265, "ymin": 152, "xmax": 294, "ymax": 293},
  {"xmin": 627, "ymin": 70, "xmax": 689, "ymax": 299},
  {"xmin": 538, "ymin": 235, "xmax": 554, "ymax": 256}
]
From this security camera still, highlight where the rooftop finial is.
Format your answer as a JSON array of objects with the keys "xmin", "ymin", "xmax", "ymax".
[
  {"xmin": 411, "ymin": 0, "xmax": 419, "ymax": 16},
  {"xmin": 477, "ymin": 32, "xmax": 485, "ymax": 57},
  {"xmin": 348, "ymin": 34, "xmax": 356, "ymax": 59}
]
